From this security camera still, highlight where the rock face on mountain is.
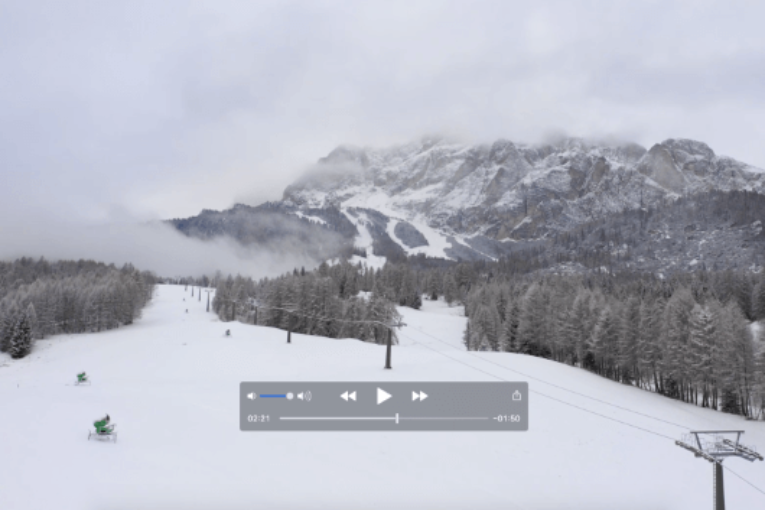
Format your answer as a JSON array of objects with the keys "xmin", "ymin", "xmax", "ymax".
[
  {"xmin": 169, "ymin": 136, "xmax": 765, "ymax": 268},
  {"xmin": 283, "ymin": 137, "xmax": 765, "ymax": 243}
]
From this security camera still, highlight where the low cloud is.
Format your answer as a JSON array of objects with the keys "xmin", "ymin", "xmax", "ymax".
[
  {"xmin": 0, "ymin": 213, "xmax": 316, "ymax": 279},
  {"xmin": 2, "ymin": 0, "xmax": 765, "ymax": 271}
]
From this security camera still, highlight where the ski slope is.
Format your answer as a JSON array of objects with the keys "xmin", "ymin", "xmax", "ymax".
[{"xmin": 1, "ymin": 285, "xmax": 764, "ymax": 510}]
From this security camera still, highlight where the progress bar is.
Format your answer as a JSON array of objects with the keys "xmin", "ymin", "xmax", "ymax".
[
  {"xmin": 280, "ymin": 417, "xmax": 490, "ymax": 421},
  {"xmin": 280, "ymin": 417, "xmax": 395, "ymax": 421}
]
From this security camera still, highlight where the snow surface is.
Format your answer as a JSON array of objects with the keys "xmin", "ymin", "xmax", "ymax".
[
  {"xmin": 340, "ymin": 187, "xmax": 460, "ymax": 260},
  {"xmin": 342, "ymin": 210, "xmax": 387, "ymax": 270},
  {"xmin": 293, "ymin": 211, "xmax": 327, "ymax": 225},
  {"xmin": 1, "ymin": 285, "xmax": 764, "ymax": 510}
]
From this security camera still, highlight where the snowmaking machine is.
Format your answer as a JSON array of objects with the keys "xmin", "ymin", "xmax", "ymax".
[{"xmin": 88, "ymin": 414, "xmax": 117, "ymax": 443}]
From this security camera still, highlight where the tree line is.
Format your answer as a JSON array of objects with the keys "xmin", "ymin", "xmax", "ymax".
[
  {"xmin": 230, "ymin": 257, "xmax": 765, "ymax": 420},
  {"xmin": 213, "ymin": 261, "xmax": 431, "ymax": 344},
  {"xmin": 463, "ymin": 270, "xmax": 765, "ymax": 419},
  {"xmin": 0, "ymin": 258, "xmax": 156, "ymax": 359}
]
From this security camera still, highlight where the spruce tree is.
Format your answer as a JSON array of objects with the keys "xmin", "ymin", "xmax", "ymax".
[
  {"xmin": 26, "ymin": 302, "xmax": 39, "ymax": 340},
  {"xmin": 499, "ymin": 299, "xmax": 519, "ymax": 352},
  {"xmin": 618, "ymin": 297, "xmax": 641, "ymax": 383},
  {"xmin": 661, "ymin": 288, "xmax": 695, "ymax": 400},
  {"xmin": 516, "ymin": 283, "xmax": 549, "ymax": 357},
  {"xmin": 9, "ymin": 312, "xmax": 32, "ymax": 359},
  {"xmin": 688, "ymin": 303, "xmax": 716, "ymax": 407},
  {"xmin": 0, "ymin": 303, "xmax": 20, "ymax": 353},
  {"xmin": 426, "ymin": 273, "xmax": 439, "ymax": 301},
  {"xmin": 443, "ymin": 274, "xmax": 458, "ymax": 305},
  {"xmin": 567, "ymin": 291, "xmax": 591, "ymax": 367},
  {"xmin": 590, "ymin": 306, "xmax": 619, "ymax": 377}
]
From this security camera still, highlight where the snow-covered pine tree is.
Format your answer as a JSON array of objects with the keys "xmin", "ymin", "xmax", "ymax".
[
  {"xmin": 0, "ymin": 302, "xmax": 20, "ymax": 353},
  {"xmin": 234, "ymin": 277, "xmax": 249, "ymax": 322},
  {"xmin": 468, "ymin": 306, "xmax": 489, "ymax": 351},
  {"xmin": 478, "ymin": 333, "xmax": 491, "ymax": 352},
  {"xmin": 688, "ymin": 303, "xmax": 717, "ymax": 407},
  {"xmin": 660, "ymin": 288, "xmax": 695, "ymax": 401},
  {"xmin": 462, "ymin": 321, "xmax": 472, "ymax": 350},
  {"xmin": 717, "ymin": 301, "xmax": 755, "ymax": 416},
  {"xmin": 426, "ymin": 273, "xmax": 439, "ymax": 301},
  {"xmin": 25, "ymin": 302, "xmax": 39, "ymax": 340},
  {"xmin": 339, "ymin": 297, "xmax": 363, "ymax": 340},
  {"xmin": 516, "ymin": 283, "xmax": 550, "ymax": 358},
  {"xmin": 566, "ymin": 290, "xmax": 591, "ymax": 368},
  {"xmin": 367, "ymin": 282, "xmax": 400, "ymax": 345},
  {"xmin": 590, "ymin": 306, "xmax": 619, "ymax": 378},
  {"xmin": 732, "ymin": 271, "xmax": 755, "ymax": 321},
  {"xmin": 443, "ymin": 274, "xmax": 458, "ymax": 305},
  {"xmin": 549, "ymin": 297, "xmax": 571, "ymax": 363},
  {"xmin": 399, "ymin": 267, "xmax": 421, "ymax": 309},
  {"xmin": 499, "ymin": 298, "xmax": 520, "ymax": 353},
  {"xmin": 484, "ymin": 306, "xmax": 501, "ymax": 352},
  {"xmin": 9, "ymin": 311, "xmax": 32, "ymax": 359},
  {"xmin": 638, "ymin": 296, "xmax": 664, "ymax": 391},
  {"xmin": 618, "ymin": 297, "xmax": 641, "ymax": 384},
  {"xmin": 279, "ymin": 277, "xmax": 300, "ymax": 333},
  {"xmin": 294, "ymin": 276, "xmax": 312, "ymax": 334},
  {"xmin": 344, "ymin": 270, "xmax": 359, "ymax": 298},
  {"xmin": 324, "ymin": 293, "xmax": 344, "ymax": 338}
]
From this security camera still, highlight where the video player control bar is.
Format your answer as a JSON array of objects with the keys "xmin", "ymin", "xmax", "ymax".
[{"xmin": 240, "ymin": 382, "xmax": 528, "ymax": 431}]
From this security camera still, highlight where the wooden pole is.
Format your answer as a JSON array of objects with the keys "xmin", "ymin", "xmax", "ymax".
[
  {"xmin": 385, "ymin": 328, "xmax": 392, "ymax": 369},
  {"xmin": 288, "ymin": 328, "xmax": 291, "ymax": 344}
]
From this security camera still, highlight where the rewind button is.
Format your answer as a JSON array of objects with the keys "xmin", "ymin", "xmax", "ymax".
[{"xmin": 341, "ymin": 391, "xmax": 357, "ymax": 402}]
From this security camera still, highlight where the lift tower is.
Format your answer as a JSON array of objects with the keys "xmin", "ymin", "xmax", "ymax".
[{"xmin": 676, "ymin": 430, "xmax": 763, "ymax": 510}]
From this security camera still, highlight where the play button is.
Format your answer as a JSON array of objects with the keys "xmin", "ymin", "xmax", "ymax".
[{"xmin": 377, "ymin": 388, "xmax": 392, "ymax": 405}]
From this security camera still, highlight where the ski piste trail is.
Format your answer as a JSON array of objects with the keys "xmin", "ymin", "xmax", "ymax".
[{"xmin": 1, "ymin": 284, "xmax": 763, "ymax": 510}]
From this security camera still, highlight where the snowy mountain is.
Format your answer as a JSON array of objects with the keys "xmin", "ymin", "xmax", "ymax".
[
  {"xmin": 170, "ymin": 136, "xmax": 765, "ymax": 268},
  {"xmin": 282, "ymin": 137, "xmax": 765, "ymax": 260},
  {"xmin": 2, "ymin": 284, "xmax": 764, "ymax": 509}
]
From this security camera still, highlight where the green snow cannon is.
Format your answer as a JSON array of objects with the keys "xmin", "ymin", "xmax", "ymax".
[
  {"xmin": 89, "ymin": 414, "xmax": 117, "ymax": 442},
  {"xmin": 94, "ymin": 418, "xmax": 109, "ymax": 434}
]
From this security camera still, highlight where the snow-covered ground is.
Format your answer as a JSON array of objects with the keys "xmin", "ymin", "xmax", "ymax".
[
  {"xmin": 341, "ymin": 188, "xmax": 461, "ymax": 260},
  {"xmin": 1, "ymin": 285, "xmax": 764, "ymax": 510}
]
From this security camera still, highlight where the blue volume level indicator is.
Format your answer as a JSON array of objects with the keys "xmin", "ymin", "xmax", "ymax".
[{"xmin": 259, "ymin": 394, "xmax": 287, "ymax": 398}]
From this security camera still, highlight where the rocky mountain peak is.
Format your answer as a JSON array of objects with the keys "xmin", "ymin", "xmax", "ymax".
[{"xmin": 276, "ymin": 136, "xmax": 765, "ymax": 261}]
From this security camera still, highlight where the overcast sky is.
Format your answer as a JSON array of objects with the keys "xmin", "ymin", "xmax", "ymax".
[{"xmin": 1, "ymin": 0, "xmax": 764, "ymax": 274}]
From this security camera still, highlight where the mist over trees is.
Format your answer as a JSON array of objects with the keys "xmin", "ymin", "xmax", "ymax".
[{"xmin": 0, "ymin": 257, "xmax": 156, "ymax": 358}]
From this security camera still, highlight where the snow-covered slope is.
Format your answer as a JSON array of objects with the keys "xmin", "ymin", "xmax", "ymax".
[
  {"xmin": 282, "ymin": 137, "xmax": 765, "ymax": 261},
  {"xmin": 2, "ymin": 285, "xmax": 764, "ymax": 509}
]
